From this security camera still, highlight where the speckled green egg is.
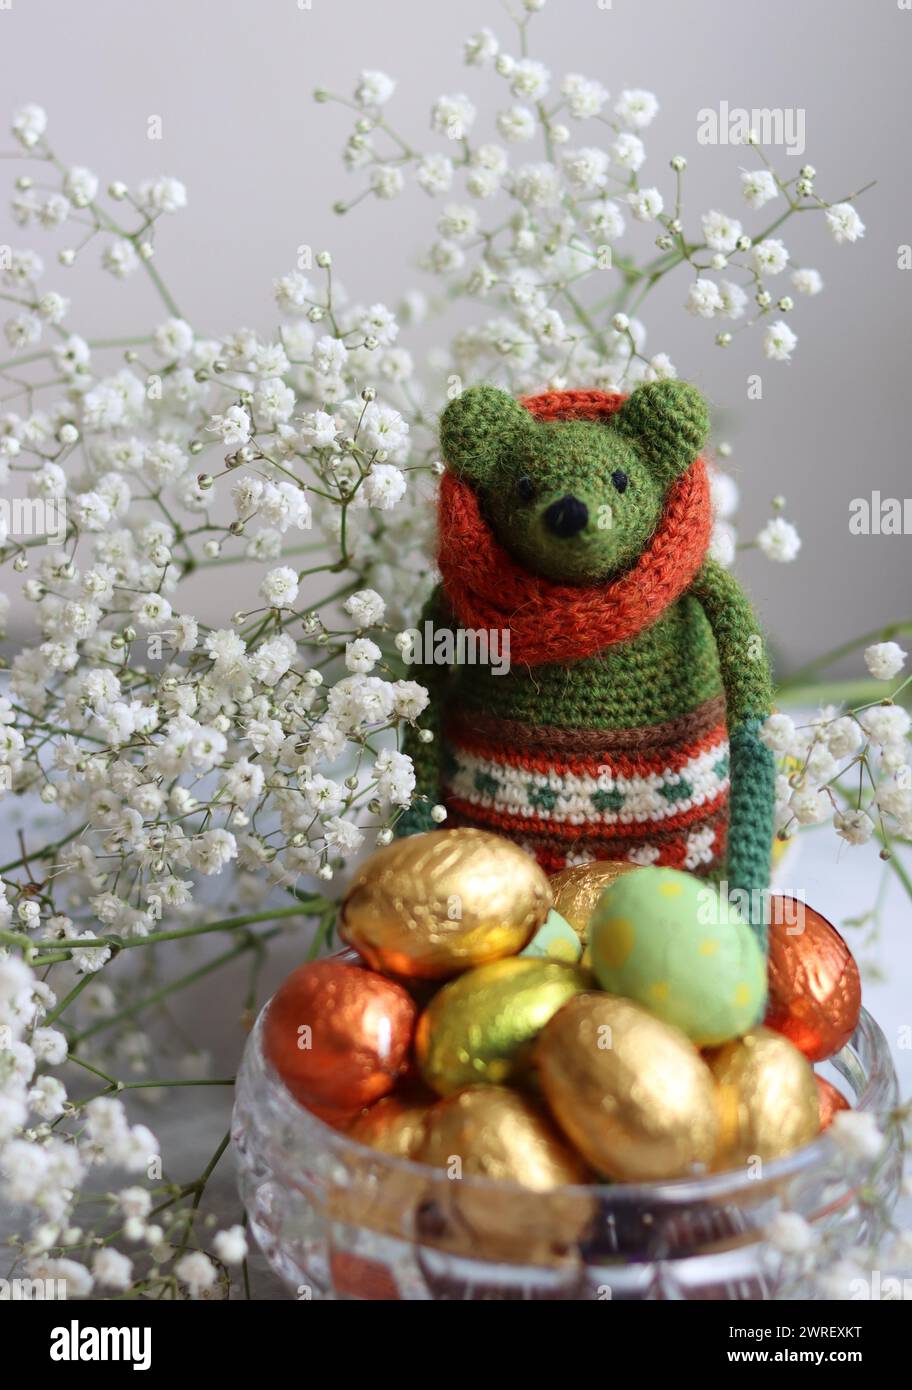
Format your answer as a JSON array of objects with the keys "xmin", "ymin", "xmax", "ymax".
[
  {"xmin": 519, "ymin": 909, "xmax": 583, "ymax": 964},
  {"xmin": 589, "ymin": 866, "xmax": 766, "ymax": 1046}
]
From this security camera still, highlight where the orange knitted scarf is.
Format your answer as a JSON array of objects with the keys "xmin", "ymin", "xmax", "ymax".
[{"xmin": 437, "ymin": 390, "xmax": 712, "ymax": 668}]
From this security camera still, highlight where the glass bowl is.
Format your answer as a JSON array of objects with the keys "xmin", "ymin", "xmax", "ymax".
[{"xmin": 232, "ymin": 1000, "xmax": 901, "ymax": 1301}]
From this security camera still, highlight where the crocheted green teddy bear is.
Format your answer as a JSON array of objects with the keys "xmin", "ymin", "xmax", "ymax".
[{"xmin": 398, "ymin": 380, "xmax": 776, "ymax": 941}]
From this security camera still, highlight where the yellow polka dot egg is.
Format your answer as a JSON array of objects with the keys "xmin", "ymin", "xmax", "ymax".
[{"xmin": 588, "ymin": 866, "xmax": 767, "ymax": 1046}]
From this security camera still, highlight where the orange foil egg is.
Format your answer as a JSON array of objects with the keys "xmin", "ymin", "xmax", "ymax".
[
  {"xmin": 763, "ymin": 897, "xmax": 861, "ymax": 1063},
  {"xmin": 262, "ymin": 959, "xmax": 416, "ymax": 1112},
  {"xmin": 816, "ymin": 1075, "xmax": 851, "ymax": 1131}
]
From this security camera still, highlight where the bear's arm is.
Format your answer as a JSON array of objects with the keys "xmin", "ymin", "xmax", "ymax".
[
  {"xmin": 396, "ymin": 582, "xmax": 452, "ymax": 837},
  {"xmin": 691, "ymin": 557, "xmax": 776, "ymax": 941}
]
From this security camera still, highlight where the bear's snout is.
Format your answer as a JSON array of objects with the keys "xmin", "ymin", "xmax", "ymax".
[{"xmin": 543, "ymin": 495, "xmax": 589, "ymax": 538}]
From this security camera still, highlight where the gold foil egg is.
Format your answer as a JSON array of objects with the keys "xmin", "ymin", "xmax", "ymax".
[
  {"xmin": 535, "ymin": 993, "xmax": 719, "ymax": 1182},
  {"xmin": 415, "ymin": 957, "xmax": 591, "ymax": 1096},
  {"xmin": 349, "ymin": 1091, "xmax": 432, "ymax": 1159},
  {"xmin": 340, "ymin": 829, "xmax": 551, "ymax": 980},
  {"xmin": 706, "ymin": 1026, "xmax": 820, "ymax": 1170},
  {"xmin": 329, "ymin": 1092, "xmax": 434, "ymax": 1239},
  {"xmin": 417, "ymin": 1085, "xmax": 592, "ymax": 1263},
  {"xmin": 549, "ymin": 860, "xmax": 639, "ymax": 943}
]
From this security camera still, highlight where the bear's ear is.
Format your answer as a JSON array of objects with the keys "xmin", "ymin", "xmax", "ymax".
[
  {"xmin": 615, "ymin": 380, "xmax": 710, "ymax": 484},
  {"xmin": 439, "ymin": 385, "xmax": 535, "ymax": 485}
]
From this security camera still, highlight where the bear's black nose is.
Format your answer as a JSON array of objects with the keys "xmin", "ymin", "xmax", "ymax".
[{"xmin": 543, "ymin": 495, "xmax": 589, "ymax": 538}]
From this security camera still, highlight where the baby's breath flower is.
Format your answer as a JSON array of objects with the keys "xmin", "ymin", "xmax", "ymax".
[
  {"xmin": 826, "ymin": 202, "xmax": 865, "ymax": 245},
  {"xmin": 763, "ymin": 319, "xmax": 798, "ymax": 362},
  {"xmin": 834, "ymin": 809, "xmax": 875, "ymax": 846},
  {"xmin": 760, "ymin": 712, "xmax": 798, "ymax": 755},
  {"xmin": 260, "ymin": 566, "xmax": 299, "ymax": 608},
  {"xmin": 701, "ymin": 210, "xmax": 743, "ymax": 254},
  {"xmin": 756, "ymin": 516, "xmax": 801, "ymax": 560},
  {"xmin": 354, "ymin": 70, "xmax": 396, "ymax": 108},
  {"xmin": 864, "ymin": 642, "xmax": 907, "ymax": 681},
  {"xmin": 509, "ymin": 59, "xmax": 550, "ymax": 101},
  {"xmin": 740, "ymin": 168, "xmax": 778, "ymax": 208},
  {"xmin": 464, "ymin": 28, "xmax": 499, "ymax": 67},
  {"xmin": 791, "ymin": 267, "xmax": 823, "ymax": 295},
  {"xmin": 614, "ymin": 88, "xmax": 659, "ymax": 129},
  {"xmin": 213, "ymin": 1226, "xmax": 248, "ymax": 1264},
  {"xmin": 685, "ymin": 278, "xmax": 724, "ymax": 319},
  {"xmin": 752, "ymin": 238, "xmax": 790, "ymax": 275},
  {"xmin": 175, "ymin": 1251, "xmax": 217, "ymax": 1295},
  {"xmin": 628, "ymin": 187, "xmax": 663, "ymax": 222},
  {"xmin": 13, "ymin": 103, "xmax": 47, "ymax": 148}
]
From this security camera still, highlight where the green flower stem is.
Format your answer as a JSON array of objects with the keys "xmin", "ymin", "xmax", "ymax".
[
  {"xmin": 21, "ymin": 898, "xmax": 334, "ymax": 958},
  {"xmin": 193, "ymin": 1129, "xmax": 231, "ymax": 1193},
  {"xmin": 194, "ymin": 541, "xmax": 324, "ymax": 570},
  {"xmin": 43, "ymin": 972, "xmax": 96, "ymax": 1025},
  {"xmin": 830, "ymin": 778, "xmax": 912, "ymax": 905},
  {"xmin": 778, "ymin": 620, "xmax": 912, "ymax": 691},
  {"xmin": 71, "ymin": 1077, "xmax": 236, "ymax": 1109},
  {"xmin": 67, "ymin": 927, "xmax": 284, "ymax": 1047},
  {"xmin": 775, "ymin": 678, "xmax": 908, "ymax": 710},
  {"xmin": 0, "ymin": 928, "xmax": 43, "ymax": 951},
  {"xmin": 0, "ymin": 822, "xmax": 88, "ymax": 875},
  {"xmin": 140, "ymin": 258, "xmax": 183, "ymax": 320},
  {"xmin": 67, "ymin": 1055, "xmax": 120, "ymax": 1087},
  {"xmin": 885, "ymin": 845, "xmax": 912, "ymax": 903},
  {"xmin": 9, "ymin": 704, "xmax": 110, "ymax": 745},
  {"xmin": 169, "ymin": 1129, "xmax": 232, "ymax": 1273}
]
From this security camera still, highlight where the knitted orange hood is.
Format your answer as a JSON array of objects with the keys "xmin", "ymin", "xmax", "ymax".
[{"xmin": 437, "ymin": 389, "xmax": 712, "ymax": 667}]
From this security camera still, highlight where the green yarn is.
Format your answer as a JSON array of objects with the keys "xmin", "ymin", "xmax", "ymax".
[
  {"xmin": 401, "ymin": 384, "xmax": 776, "ymax": 944},
  {"xmin": 439, "ymin": 383, "xmax": 705, "ymax": 584},
  {"xmin": 691, "ymin": 558, "xmax": 773, "ymax": 726},
  {"xmin": 615, "ymin": 379, "xmax": 710, "ymax": 485},
  {"xmin": 452, "ymin": 597, "xmax": 723, "ymax": 729},
  {"xmin": 726, "ymin": 721, "xmax": 776, "ymax": 943}
]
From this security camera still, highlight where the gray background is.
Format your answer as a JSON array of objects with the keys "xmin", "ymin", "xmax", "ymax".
[{"xmin": 0, "ymin": 0, "xmax": 909, "ymax": 672}]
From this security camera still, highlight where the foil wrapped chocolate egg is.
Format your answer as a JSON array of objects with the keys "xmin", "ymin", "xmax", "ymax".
[
  {"xmin": 549, "ymin": 860, "xmax": 639, "ymax": 943},
  {"xmin": 415, "ymin": 957, "xmax": 591, "ymax": 1096},
  {"xmin": 520, "ymin": 909, "xmax": 583, "ymax": 963},
  {"xmin": 763, "ymin": 897, "xmax": 861, "ymax": 1062},
  {"xmin": 349, "ymin": 1091, "xmax": 432, "ymax": 1158},
  {"xmin": 262, "ymin": 959, "xmax": 416, "ymax": 1112},
  {"xmin": 706, "ymin": 1027, "xmax": 820, "ymax": 1170},
  {"xmin": 589, "ymin": 866, "xmax": 767, "ymax": 1046},
  {"xmin": 416, "ymin": 1085, "xmax": 593, "ymax": 1264},
  {"xmin": 340, "ymin": 829, "xmax": 551, "ymax": 980},
  {"xmin": 329, "ymin": 1098, "xmax": 435, "ymax": 1241},
  {"xmin": 815, "ymin": 1075, "xmax": 851, "ymax": 1131},
  {"xmin": 535, "ymin": 993, "xmax": 719, "ymax": 1182}
]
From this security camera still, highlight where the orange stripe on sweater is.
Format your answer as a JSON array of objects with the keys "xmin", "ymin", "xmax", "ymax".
[
  {"xmin": 445, "ymin": 722, "xmax": 728, "ymax": 779},
  {"xmin": 443, "ymin": 789, "xmax": 729, "ymax": 840}
]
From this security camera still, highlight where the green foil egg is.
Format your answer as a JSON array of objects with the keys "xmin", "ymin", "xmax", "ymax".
[
  {"xmin": 415, "ymin": 957, "xmax": 590, "ymax": 1096},
  {"xmin": 519, "ymin": 909, "xmax": 583, "ymax": 964},
  {"xmin": 589, "ymin": 866, "xmax": 766, "ymax": 1046}
]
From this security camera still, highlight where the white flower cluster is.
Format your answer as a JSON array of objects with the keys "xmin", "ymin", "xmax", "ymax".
[
  {"xmin": 706, "ymin": 450, "xmax": 801, "ymax": 571},
  {"xmin": 328, "ymin": 22, "xmax": 868, "ymax": 387},
  {"xmin": 0, "ymin": 101, "xmax": 442, "ymax": 1296},
  {"xmin": 761, "ymin": 642, "xmax": 912, "ymax": 850}
]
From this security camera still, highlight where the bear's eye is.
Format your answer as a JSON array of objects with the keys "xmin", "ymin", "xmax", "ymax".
[
  {"xmin": 611, "ymin": 469, "xmax": 628, "ymax": 494},
  {"xmin": 516, "ymin": 476, "xmax": 536, "ymax": 502}
]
